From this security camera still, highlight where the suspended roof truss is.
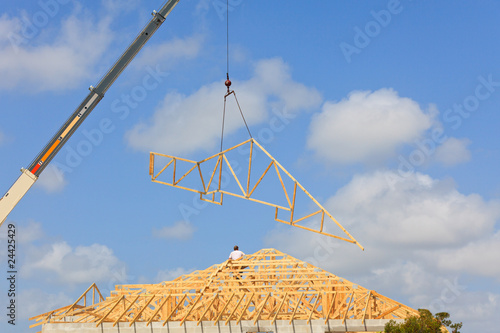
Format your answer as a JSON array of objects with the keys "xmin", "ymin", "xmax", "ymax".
[{"xmin": 149, "ymin": 139, "xmax": 363, "ymax": 250}]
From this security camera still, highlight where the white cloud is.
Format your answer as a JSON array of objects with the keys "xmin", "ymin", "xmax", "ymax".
[
  {"xmin": 126, "ymin": 58, "xmax": 322, "ymax": 155},
  {"xmin": 265, "ymin": 170, "xmax": 500, "ymax": 276},
  {"xmin": 264, "ymin": 170, "xmax": 500, "ymax": 332},
  {"xmin": 153, "ymin": 220, "xmax": 196, "ymax": 240},
  {"xmin": 0, "ymin": 14, "xmax": 20, "ymax": 46},
  {"xmin": 369, "ymin": 261, "xmax": 439, "ymax": 302},
  {"xmin": 137, "ymin": 267, "xmax": 195, "ymax": 284},
  {"xmin": 36, "ymin": 164, "xmax": 67, "ymax": 193},
  {"xmin": 307, "ymin": 89, "xmax": 434, "ymax": 164},
  {"xmin": 0, "ymin": 221, "xmax": 43, "ymax": 260},
  {"xmin": 133, "ymin": 35, "xmax": 203, "ymax": 70},
  {"xmin": 357, "ymin": 261, "xmax": 500, "ymax": 331},
  {"xmin": 0, "ymin": 3, "xmax": 200, "ymax": 93},
  {"xmin": 155, "ymin": 267, "xmax": 195, "ymax": 282},
  {"xmin": 425, "ymin": 231, "xmax": 500, "ymax": 279},
  {"xmin": 103, "ymin": 0, "xmax": 140, "ymax": 13},
  {"xmin": 0, "ymin": 10, "xmax": 113, "ymax": 92},
  {"xmin": 17, "ymin": 289, "xmax": 73, "ymax": 322},
  {"xmin": 444, "ymin": 291, "xmax": 500, "ymax": 326},
  {"xmin": 22, "ymin": 241, "xmax": 128, "ymax": 285},
  {"xmin": 17, "ymin": 220, "xmax": 44, "ymax": 243},
  {"xmin": 434, "ymin": 137, "xmax": 471, "ymax": 166},
  {"xmin": 326, "ymin": 170, "xmax": 499, "ymax": 247},
  {"xmin": 136, "ymin": 267, "xmax": 195, "ymax": 284}
]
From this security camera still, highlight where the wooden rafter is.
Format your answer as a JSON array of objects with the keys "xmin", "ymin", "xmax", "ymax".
[
  {"xmin": 31, "ymin": 248, "xmax": 418, "ymax": 328},
  {"xmin": 149, "ymin": 138, "xmax": 363, "ymax": 250}
]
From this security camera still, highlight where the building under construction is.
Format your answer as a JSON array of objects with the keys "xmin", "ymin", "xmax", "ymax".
[
  {"xmin": 0, "ymin": 0, "xmax": 431, "ymax": 331},
  {"xmin": 30, "ymin": 248, "xmax": 418, "ymax": 333}
]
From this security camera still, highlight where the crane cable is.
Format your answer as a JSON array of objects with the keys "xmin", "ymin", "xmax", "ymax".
[{"xmin": 220, "ymin": 0, "xmax": 252, "ymax": 153}]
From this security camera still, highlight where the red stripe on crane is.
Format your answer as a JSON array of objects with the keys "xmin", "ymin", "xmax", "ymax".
[{"xmin": 31, "ymin": 163, "xmax": 41, "ymax": 175}]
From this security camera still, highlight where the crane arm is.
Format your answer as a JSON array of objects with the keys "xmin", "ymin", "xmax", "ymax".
[{"xmin": 0, "ymin": 0, "xmax": 180, "ymax": 227}]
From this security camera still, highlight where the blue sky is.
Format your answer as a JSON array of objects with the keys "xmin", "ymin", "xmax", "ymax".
[{"xmin": 1, "ymin": 0, "xmax": 500, "ymax": 332}]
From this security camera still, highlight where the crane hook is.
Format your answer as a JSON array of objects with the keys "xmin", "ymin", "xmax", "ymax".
[{"xmin": 225, "ymin": 73, "xmax": 231, "ymax": 93}]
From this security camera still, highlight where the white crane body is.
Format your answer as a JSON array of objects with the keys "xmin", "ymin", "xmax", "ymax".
[{"xmin": 0, "ymin": 0, "xmax": 181, "ymax": 227}]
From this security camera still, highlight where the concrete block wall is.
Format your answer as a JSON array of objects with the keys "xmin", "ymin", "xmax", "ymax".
[{"xmin": 42, "ymin": 319, "xmax": 404, "ymax": 333}]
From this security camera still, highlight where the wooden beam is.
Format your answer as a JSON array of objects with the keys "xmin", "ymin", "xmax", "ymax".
[
  {"xmin": 213, "ymin": 292, "xmax": 235, "ymax": 325},
  {"xmin": 96, "ymin": 295, "xmax": 124, "ymax": 327},
  {"xmin": 197, "ymin": 294, "xmax": 219, "ymax": 326},
  {"xmin": 163, "ymin": 294, "xmax": 187, "ymax": 326},
  {"xmin": 342, "ymin": 292, "xmax": 354, "ymax": 324},
  {"xmin": 129, "ymin": 295, "xmax": 156, "ymax": 327},
  {"xmin": 362, "ymin": 291, "xmax": 372, "ymax": 324},
  {"xmin": 224, "ymin": 294, "xmax": 245, "ymax": 325},
  {"xmin": 271, "ymin": 292, "xmax": 288, "ymax": 324},
  {"xmin": 113, "ymin": 294, "xmax": 140, "ymax": 326},
  {"xmin": 180, "ymin": 294, "xmax": 203, "ymax": 326},
  {"xmin": 253, "ymin": 292, "xmax": 271, "ymax": 324},
  {"xmin": 375, "ymin": 304, "xmax": 401, "ymax": 319},
  {"xmin": 146, "ymin": 294, "xmax": 171, "ymax": 326},
  {"xmin": 307, "ymin": 293, "xmax": 321, "ymax": 324},
  {"xmin": 289, "ymin": 293, "xmax": 304, "ymax": 324},
  {"xmin": 236, "ymin": 293, "xmax": 254, "ymax": 324},
  {"xmin": 324, "ymin": 292, "xmax": 337, "ymax": 324}
]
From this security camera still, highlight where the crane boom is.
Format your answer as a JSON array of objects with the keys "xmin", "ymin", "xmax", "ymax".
[{"xmin": 0, "ymin": 0, "xmax": 181, "ymax": 228}]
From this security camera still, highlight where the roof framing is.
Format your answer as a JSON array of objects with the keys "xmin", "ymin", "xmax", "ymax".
[
  {"xmin": 149, "ymin": 139, "xmax": 363, "ymax": 250},
  {"xmin": 30, "ymin": 248, "xmax": 417, "ymax": 329}
]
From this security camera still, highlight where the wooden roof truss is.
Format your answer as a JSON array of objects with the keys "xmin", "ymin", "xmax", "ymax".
[
  {"xmin": 149, "ymin": 139, "xmax": 363, "ymax": 250},
  {"xmin": 30, "ymin": 249, "xmax": 417, "ymax": 328}
]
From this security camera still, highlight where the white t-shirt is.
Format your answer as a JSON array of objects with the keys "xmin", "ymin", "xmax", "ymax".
[{"xmin": 229, "ymin": 250, "xmax": 244, "ymax": 260}]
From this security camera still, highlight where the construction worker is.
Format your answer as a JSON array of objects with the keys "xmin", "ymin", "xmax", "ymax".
[
  {"xmin": 228, "ymin": 246, "xmax": 246, "ymax": 278},
  {"xmin": 229, "ymin": 245, "xmax": 245, "ymax": 261}
]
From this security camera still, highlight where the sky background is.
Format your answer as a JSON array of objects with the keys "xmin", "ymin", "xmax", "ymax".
[{"xmin": 1, "ymin": 0, "xmax": 499, "ymax": 332}]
